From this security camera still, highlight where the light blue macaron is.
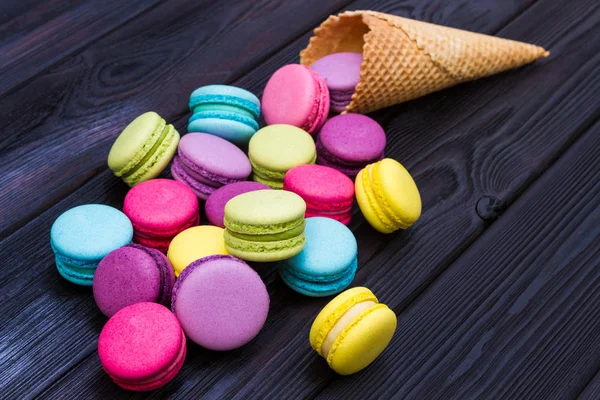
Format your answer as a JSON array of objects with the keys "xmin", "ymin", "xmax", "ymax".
[
  {"xmin": 279, "ymin": 217, "xmax": 358, "ymax": 297},
  {"xmin": 50, "ymin": 204, "xmax": 133, "ymax": 286},
  {"xmin": 188, "ymin": 85, "xmax": 261, "ymax": 147}
]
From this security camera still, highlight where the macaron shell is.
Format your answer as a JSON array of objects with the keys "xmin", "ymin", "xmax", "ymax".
[
  {"xmin": 124, "ymin": 179, "xmax": 199, "ymax": 238},
  {"xmin": 205, "ymin": 182, "xmax": 270, "ymax": 228},
  {"xmin": 280, "ymin": 259, "xmax": 356, "ymax": 297},
  {"xmin": 98, "ymin": 302, "xmax": 185, "ymax": 384},
  {"xmin": 123, "ymin": 124, "xmax": 180, "ymax": 187},
  {"xmin": 318, "ymin": 114, "xmax": 386, "ymax": 163},
  {"xmin": 283, "ymin": 217, "xmax": 357, "ymax": 278},
  {"xmin": 167, "ymin": 226, "xmax": 228, "ymax": 276},
  {"xmin": 355, "ymin": 168, "xmax": 396, "ymax": 234},
  {"xmin": 189, "ymin": 85, "xmax": 260, "ymax": 117},
  {"xmin": 224, "ymin": 230, "xmax": 306, "ymax": 262},
  {"xmin": 283, "ymin": 164, "xmax": 354, "ymax": 223},
  {"xmin": 172, "ymin": 255, "xmax": 269, "ymax": 350},
  {"xmin": 327, "ymin": 305, "xmax": 397, "ymax": 375},
  {"xmin": 55, "ymin": 257, "xmax": 96, "ymax": 286},
  {"xmin": 51, "ymin": 204, "xmax": 133, "ymax": 263},
  {"xmin": 262, "ymin": 65, "xmax": 318, "ymax": 129},
  {"xmin": 93, "ymin": 245, "xmax": 175, "ymax": 317},
  {"xmin": 108, "ymin": 112, "xmax": 163, "ymax": 174},
  {"xmin": 178, "ymin": 133, "xmax": 251, "ymax": 181},
  {"xmin": 310, "ymin": 52, "xmax": 363, "ymax": 91},
  {"xmin": 115, "ymin": 333, "xmax": 186, "ymax": 392},
  {"xmin": 224, "ymin": 190, "xmax": 306, "ymax": 228},
  {"xmin": 249, "ymin": 125, "xmax": 316, "ymax": 173},
  {"xmin": 309, "ymin": 287, "xmax": 377, "ymax": 351},
  {"xmin": 188, "ymin": 117, "xmax": 257, "ymax": 147},
  {"xmin": 374, "ymin": 159, "xmax": 422, "ymax": 227}
]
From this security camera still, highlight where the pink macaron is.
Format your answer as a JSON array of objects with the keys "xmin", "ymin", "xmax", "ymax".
[
  {"xmin": 316, "ymin": 114, "xmax": 386, "ymax": 179},
  {"xmin": 123, "ymin": 179, "xmax": 199, "ymax": 253},
  {"xmin": 171, "ymin": 255, "xmax": 269, "ymax": 351},
  {"xmin": 98, "ymin": 302, "xmax": 186, "ymax": 391},
  {"xmin": 283, "ymin": 164, "xmax": 355, "ymax": 225},
  {"xmin": 93, "ymin": 244, "xmax": 176, "ymax": 317},
  {"xmin": 261, "ymin": 64, "xmax": 330, "ymax": 135}
]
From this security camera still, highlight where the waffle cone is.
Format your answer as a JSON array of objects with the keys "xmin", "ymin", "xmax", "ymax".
[{"xmin": 300, "ymin": 11, "xmax": 549, "ymax": 114}]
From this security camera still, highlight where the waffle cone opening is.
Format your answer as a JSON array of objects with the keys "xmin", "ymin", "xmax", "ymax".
[{"xmin": 300, "ymin": 11, "xmax": 549, "ymax": 114}]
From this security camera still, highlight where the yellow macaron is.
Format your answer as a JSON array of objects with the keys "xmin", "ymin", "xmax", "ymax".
[
  {"xmin": 167, "ymin": 226, "xmax": 228, "ymax": 276},
  {"xmin": 355, "ymin": 158, "xmax": 421, "ymax": 233},
  {"xmin": 309, "ymin": 287, "xmax": 397, "ymax": 375}
]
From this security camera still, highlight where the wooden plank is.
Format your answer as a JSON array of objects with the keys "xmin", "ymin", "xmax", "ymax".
[
  {"xmin": 26, "ymin": 0, "xmax": 537, "ymax": 398},
  {"xmin": 318, "ymin": 122, "xmax": 600, "ymax": 399},
  {"xmin": 0, "ymin": 0, "xmax": 352, "ymax": 239},
  {"xmin": 223, "ymin": 0, "xmax": 600, "ymax": 397},
  {"xmin": 0, "ymin": 0, "xmax": 163, "ymax": 96},
  {"xmin": 581, "ymin": 371, "xmax": 600, "ymax": 400},
  {"xmin": 0, "ymin": 0, "xmax": 356, "ymax": 397}
]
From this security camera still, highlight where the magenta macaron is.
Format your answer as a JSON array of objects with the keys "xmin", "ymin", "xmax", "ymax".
[
  {"xmin": 172, "ymin": 255, "xmax": 269, "ymax": 351},
  {"xmin": 98, "ymin": 302, "xmax": 186, "ymax": 391},
  {"xmin": 93, "ymin": 244, "xmax": 176, "ymax": 317},
  {"xmin": 261, "ymin": 64, "xmax": 330, "ymax": 135},
  {"xmin": 123, "ymin": 179, "xmax": 199, "ymax": 253},
  {"xmin": 204, "ymin": 181, "xmax": 270, "ymax": 228},
  {"xmin": 171, "ymin": 133, "xmax": 252, "ymax": 200},
  {"xmin": 316, "ymin": 114, "xmax": 386, "ymax": 178},
  {"xmin": 283, "ymin": 164, "xmax": 355, "ymax": 225},
  {"xmin": 311, "ymin": 52, "xmax": 363, "ymax": 113}
]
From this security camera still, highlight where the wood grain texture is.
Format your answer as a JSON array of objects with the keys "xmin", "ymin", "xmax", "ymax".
[
  {"xmin": 580, "ymin": 371, "xmax": 600, "ymax": 400},
  {"xmin": 0, "ymin": 0, "xmax": 163, "ymax": 96},
  {"xmin": 0, "ymin": 0, "xmax": 351, "ymax": 239},
  {"xmin": 318, "ymin": 120, "xmax": 600, "ymax": 400},
  {"xmin": 2, "ymin": 0, "xmax": 599, "ymax": 398},
  {"xmin": 23, "ymin": 0, "xmax": 540, "ymax": 398}
]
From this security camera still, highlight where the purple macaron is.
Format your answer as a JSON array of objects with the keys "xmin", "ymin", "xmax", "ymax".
[
  {"xmin": 171, "ymin": 133, "xmax": 252, "ymax": 200},
  {"xmin": 205, "ymin": 181, "xmax": 270, "ymax": 228},
  {"xmin": 316, "ymin": 114, "xmax": 386, "ymax": 179},
  {"xmin": 311, "ymin": 52, "xmax": 362, "ymax": 113},
  {"xmin": 93, "ymin": 244, "xmax": 175, "ymax": 317},
  {"xmin": 171, "ymin": 254, "xmax": 269, "ymax": 351}
]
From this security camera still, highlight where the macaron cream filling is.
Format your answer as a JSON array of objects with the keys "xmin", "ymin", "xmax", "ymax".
[
  {"xmin": 120, "ymin": 121, "xmax": 175, "ymax": 185},
  {"xmin": 224, "ymin": 216, "xmax": 305, "ymax": 236},
  {"xmin": 189, "ymin": 110, "xmax": 259, "ymax": 131},
  {"xmin": 125, "ymin": 126, "xmax": 177, "ymax": 186},
  {"xmin": 321, "ymin": 300, "xmax": 377, "ymax": 358},
  {"xmin": 317, "ymin": 137, "xmax": 384, "ymax": 169},
  {"xmin": 178, "ymin": 151, "xmax": 245, "ymax": 186},
  {"xmin": 189, "ymin": 94, "xmax": 260, "ymax": 118},
  {"xmin": 131, "ymin": 211, "xmax": 199, "ymax": 240}
]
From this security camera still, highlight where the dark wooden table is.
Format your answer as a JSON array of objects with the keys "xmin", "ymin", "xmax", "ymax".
[{"xmin": 2, "ymin": 0, "xmax": 600, "ymax": 398}]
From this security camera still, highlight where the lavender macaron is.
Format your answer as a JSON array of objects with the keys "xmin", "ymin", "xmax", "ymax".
[
  {"xmin": 172, "ymin": 133, "xmax": 251, "ymax": 200},
  {"xmin": 172, "ymin": 255, "xmax": 269, "ymax": 351},
  {"xmin": 311, "ymin": 52, "xmax": 362, "ymax": 113},
  {"xmin": 317, "ymin": 114, "xmax": 386, "ymax": 179},
  {"xmin": 205, "ymin": 181, "xmax": 270, "ymax": 228},
  {"xmin": 93, "ymin": 244, "xmax": 175, "ymax": 317}
]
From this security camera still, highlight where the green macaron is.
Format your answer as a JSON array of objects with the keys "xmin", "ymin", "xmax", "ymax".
[
  {"xmin": 248, "ymin": 124, "xmax": 316, "ymax": 189},
  {"xmin": 224, "ymin": 190, "xmax": 307, "ymax": 262},
  {"xmin": 108, "ymin": 112, "xmax": 180, "ymax": 186}
]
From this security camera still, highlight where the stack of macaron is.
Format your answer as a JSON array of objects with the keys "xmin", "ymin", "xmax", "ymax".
[
  {"xmin": 52, "ymin": 49, "xmax": 425, "ymax": 391},
  {"xmin": 188, "ymin": 85, "xmax": 261, "ymax": 147}
]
